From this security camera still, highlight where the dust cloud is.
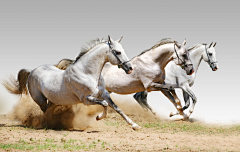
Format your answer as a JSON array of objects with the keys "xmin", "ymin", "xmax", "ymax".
[
  {"xmin": 8, "ymin": 95, "xmax": 104, "ymax": 130},
  {"xmin": 7, "ymin": 93, "xmax": 160, "ymax": 130},
  {"xmin": 0, "ymin": 87, "xmax": 16, "ymax": 115}
]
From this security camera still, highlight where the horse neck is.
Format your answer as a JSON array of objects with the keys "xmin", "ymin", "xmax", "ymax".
[
  {"xmin": 150, "ymin": 43, "xmax": 174, "ymax": 70},
  {"xmin": 72, "ymin": 44, "xmax": 109, "ymax": 78},
  {"xmin": 189, "ymin": 45, "xmax": 205, "ymax": 74}
]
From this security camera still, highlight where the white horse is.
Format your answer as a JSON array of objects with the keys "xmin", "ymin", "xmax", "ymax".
[
  {"xmin": 134, "ymin": 42, "xmax": 218, "ymax": 119},
  {"xmin": 102, "ymin": 39, "xmax": 194, "ymax": 94},
  {"xmin": 3, "ymin": 36, "xmax": 141, "ymax": 130}
]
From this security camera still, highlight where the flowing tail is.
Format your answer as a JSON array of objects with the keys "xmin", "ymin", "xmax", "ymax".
[{"xmin": 2, "ymin": 69, "xmax": 31, "ymax": 96}]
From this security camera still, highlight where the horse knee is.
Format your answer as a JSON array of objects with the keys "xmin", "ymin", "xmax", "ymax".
[{"xmin": 101, "ymin": 100, "xmax": 108, "ymax": 107}]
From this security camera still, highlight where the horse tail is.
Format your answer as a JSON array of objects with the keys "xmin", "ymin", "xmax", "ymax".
[
  {"xmin": 54, "ymin": 58, "xmax": 75, "ymax": 70},
  {"xmin": 2, "ymin": 69, "xmax": 31, "ymax": 96}
]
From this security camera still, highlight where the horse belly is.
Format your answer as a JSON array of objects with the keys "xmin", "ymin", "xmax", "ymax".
[
  {"xmin": 43, "ymin": 87, "xmax": 81, "ymax": 105},
  {"xmin": 105, "ymin": 79, "xmax": 145, "ymax": 94}
]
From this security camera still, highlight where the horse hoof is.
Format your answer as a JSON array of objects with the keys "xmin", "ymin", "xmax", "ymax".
[
  {"xmin": 169, "ymin": 112, "xmax": 174, "ymax": 117},
  {"xmin": 96, "ymin": 116, "xmax": 100, "ymax": 121},
  {"xmin": 132, "ymin": 124, "xmax": 141, "ymax": 130},
  {"xmin": 182, "ymin": 117, "xmax": 189, "ymax": 121}
]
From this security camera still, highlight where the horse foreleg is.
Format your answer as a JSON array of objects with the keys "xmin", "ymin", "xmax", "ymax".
[
  {"xmin": 181, "ymin": 85, "xmax": 197, "ymax": 117},
  {"xmin": 160, "ymin": 90, "xmax": 179, "ymax": 116},
  {"xmin": 170, "ymin": 90, "xmax": 188, "ymax": 120},
  {"xmin": 160, "ymin": 90, "xmax": 188, "ymax": 120},
  {"xmin": 133, "ymin": 91, "xmax": 156, "ymax": 115},
  {"xmin": 102, "ymin": 90, "xmax": 141, "ymax": 130},
  {"xmin": 85, "ymin": 95, "xmax": 108, "ymax": 120}
]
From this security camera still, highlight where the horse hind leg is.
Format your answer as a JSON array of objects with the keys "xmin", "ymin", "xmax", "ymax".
[
  {"xmin": 133, "ymin": 91, "xmax": 156, "ymax": 115},
  {"xmin": 29, "ymin": 89, "xmax": 48, "ymax": 113}
]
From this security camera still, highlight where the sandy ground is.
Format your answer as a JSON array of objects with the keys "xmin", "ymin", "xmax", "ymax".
[{"xmin": 0, "ymin": 95, "xmax": 240, "ymax": 151}]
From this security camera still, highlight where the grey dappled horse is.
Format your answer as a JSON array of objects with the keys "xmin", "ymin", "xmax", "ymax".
[
  {"xmin": 134, "ymin": 42, "xmax": 218, "ymax": 119},
  {"xmin": 3, "ymin": 36, "xmax": 141, "ymax": 130}
]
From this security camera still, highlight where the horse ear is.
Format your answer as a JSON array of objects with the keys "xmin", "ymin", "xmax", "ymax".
[
  {"xmin": 174, "ymin": 41, "xmax": 181, "ymax": 49},
  {"xmin": 108, "ymin": 35, "xmax": 114, "ymax": 44},
  {"xmin": 117, "ymin": 36, "xmax": 123, "ymax": 43},
  {"xmin": 183, "ymin": 38, "xmax": 186, "ymax": 45},
  {"xmin": 213, "ymin": 42, "xmax": 217, "ymax": 47},
  {"xmin": 209, "ymin": 42, "xmax": 213, "ymax": 48}
]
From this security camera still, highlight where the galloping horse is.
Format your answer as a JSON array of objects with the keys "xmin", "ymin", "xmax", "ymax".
[
  {"xmin": 134, "ymin": 42, "xmax": 218, "ymax": 119},
  {"xmin": 3, "ymin": 36, "xmax": 141, "ymax": 130}
]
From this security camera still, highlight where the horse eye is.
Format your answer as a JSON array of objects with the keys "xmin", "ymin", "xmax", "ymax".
[
  {"xmin": 182, "ymin": 54, "xmax": 186, "ymax": 58},
  {"xmin": 209, "ymin": 53, "xmax": 212, "ymax": 56},
  {"xmin": 115, "ymin": 51, "xmax": 121, "ymax": 55}
]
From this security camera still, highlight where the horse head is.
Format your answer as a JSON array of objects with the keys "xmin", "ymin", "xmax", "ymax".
[
  {"xmin": 172, "ymin": 39, "xmax": 194, "ymax": 75},
  {"xmin": 107, "ymin": 35, "xmax": 133, "ymax": 74},
  {"xmin": 203, "ymin": 42, "xmax": 218, "ymax": 71}
]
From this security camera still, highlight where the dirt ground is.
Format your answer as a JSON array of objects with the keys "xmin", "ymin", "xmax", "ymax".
[{"xmin": 0, "ymin": 95, "xmax": 239, "ymax": 151}]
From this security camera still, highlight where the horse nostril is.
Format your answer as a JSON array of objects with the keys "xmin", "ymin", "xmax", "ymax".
[
  {"xmin": 189, "ymin": 69, "xmax": 194, "ymax": 75},
  {"xmin": 129, "ymin": 67, "xmax": 133, "ymax": 70}
]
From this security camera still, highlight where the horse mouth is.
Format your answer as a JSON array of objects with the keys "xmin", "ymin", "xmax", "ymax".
[
  {"xmin": 127, "ymin": 70, "xmax": 133, "ymax": 74},
  {"xmin": 213, "ymin": 68, "xmax": 218, "ymax": 71},
  {"xmin": 189, "ymin": 69, "xmax": 194, "ymax": 75},
  {"xmin": 125, "ymin": 66, "xmax": 133, "ymax": 74}
]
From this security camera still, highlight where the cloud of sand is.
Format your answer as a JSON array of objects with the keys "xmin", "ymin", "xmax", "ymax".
[
  {"xmin": 9, "ymin": 95, "xmax": 104, "ymax": 130},
  {"xmin": 7, "ymin": 90, "xmax": 240, "ymax": 127},
  {"xmin": 0, "ymin": 86, "xmax": 17, "ymax": 115},
  {"xmin": 8, "ymin": 93, "xmax": 160, "ymax": 130},
  {"xmin": 109, "ymin": 93, "xmax": 162, "ymax": 122}
]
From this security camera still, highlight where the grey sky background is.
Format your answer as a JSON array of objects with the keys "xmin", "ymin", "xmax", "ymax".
[{"xmin": 0, "ymin": 1, "xmax": 239, "ymax": 124}]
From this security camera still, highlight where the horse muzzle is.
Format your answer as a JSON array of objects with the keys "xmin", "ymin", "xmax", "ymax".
[
  {"xmin": 119, "ymin": 62, "xmax": 133, "ymax": 74},
  {"xmin": 212, "ymin": 66, "xmax": 218, "ymax": 71},
  {"xmin": 127, "ymin": 67, "xmax": 133, "ymax": 74},
  {"xmin": 210, "ymin": 63, "xmax": 218, "ymax": 71},
  {"xmin": 189, "ymin": 68, "xmax": 194, "ymax": 75},
  {"xmin": 182, "ymin": 64, "xmax": 194, "ymax": 75}
]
